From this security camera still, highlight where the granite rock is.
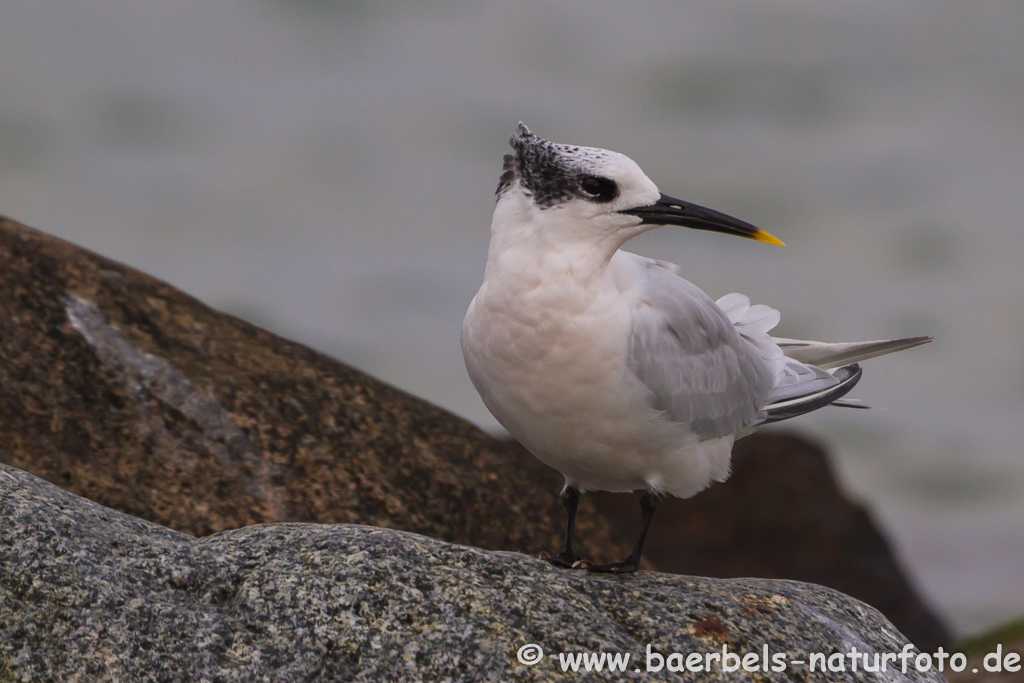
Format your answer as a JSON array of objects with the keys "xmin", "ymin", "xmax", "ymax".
[
  {"xmin": 1, "ymin": 461, "xmax": 944, "ymax": 682},
  {"xmin": 0, "ymin": 215, "xmax": 628, "ymax": 562}
]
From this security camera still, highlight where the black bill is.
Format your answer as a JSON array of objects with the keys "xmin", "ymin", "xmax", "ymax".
[{"xmin": 620, "ymin": 193, "xmax": 784, "ymax": 245}]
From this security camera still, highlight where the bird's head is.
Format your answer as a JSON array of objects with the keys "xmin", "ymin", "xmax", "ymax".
[{"xmin": 495, "ymin": 123, "xmax": 783, "ymax": 250}]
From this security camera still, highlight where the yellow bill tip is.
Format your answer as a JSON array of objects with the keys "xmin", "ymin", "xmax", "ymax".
[{"xmin": 752, "ymin": 229, "xmax": 786, "ymax": 246}]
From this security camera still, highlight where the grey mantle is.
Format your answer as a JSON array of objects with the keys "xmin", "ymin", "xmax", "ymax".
[{"xmin": 0, "ymin": 462, "xmax": 942, "ymax": 682}]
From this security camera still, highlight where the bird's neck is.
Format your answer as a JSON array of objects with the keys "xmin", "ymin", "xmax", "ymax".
[{"xmin": 485, "ymin": 194, "xmax": 633, "ymax": 287}]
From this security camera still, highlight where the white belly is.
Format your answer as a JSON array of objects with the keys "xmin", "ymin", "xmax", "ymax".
[{"xmin": 462, "ymin": 260, "xmax": 732, "ymax": 497}]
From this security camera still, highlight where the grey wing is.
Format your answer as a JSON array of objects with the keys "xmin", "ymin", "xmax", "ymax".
[{"xmin": 627, "ymin": 263, "xmax": 775, "ymax": 440}]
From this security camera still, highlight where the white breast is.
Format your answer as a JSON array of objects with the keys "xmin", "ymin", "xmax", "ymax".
[{"xmin": 463, "ymin": 248, "xmax": 722, "ymax": 495}]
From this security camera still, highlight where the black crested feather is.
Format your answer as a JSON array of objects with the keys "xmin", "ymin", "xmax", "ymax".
[{"xmin": 499, "ymin": 123, "xmax": 611, "ymax": 208}]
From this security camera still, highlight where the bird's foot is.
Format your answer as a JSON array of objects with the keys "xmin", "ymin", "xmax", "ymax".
[
  {"xmin": 539, "ymin": 550, "xmax": 588, "ymax": 569},
  {"xmin": 584, "ymin": 558, "xmax": 640, "ymax": 574}
]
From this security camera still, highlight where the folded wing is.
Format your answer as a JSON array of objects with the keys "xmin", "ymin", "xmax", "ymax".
[
  {"xmin": 624, "ymin": 253, "xmax": 930, "ymax": 439},
  {"xmin": 627, "ymin": 260, "xmax": 775, "ymax": 441}
]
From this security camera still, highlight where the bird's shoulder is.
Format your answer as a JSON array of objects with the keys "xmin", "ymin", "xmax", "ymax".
[
  {"xmin": 613, "ymin": 250, "xmax": 776, "ymax": 439},
  {"xmin": 610, "ymin": 251, "xmax": 734, "ymax": 352}
]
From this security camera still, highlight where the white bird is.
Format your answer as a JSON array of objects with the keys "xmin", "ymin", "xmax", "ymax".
[{"xmin": 462, "ymin": 124, "xmax": 930, "ymax": 573}]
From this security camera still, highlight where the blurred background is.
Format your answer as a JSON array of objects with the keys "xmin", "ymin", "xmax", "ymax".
[{"xmin": 1, "ymin": 0, "xmax": 1021, "ymax": 638}]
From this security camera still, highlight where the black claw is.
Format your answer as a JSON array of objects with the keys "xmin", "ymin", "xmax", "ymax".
[
  {"xmin": 542, "ymin": 550, "xmax": 584, "ymax": 569},
  {"xmin": 585, "ymin": 559, "xmax": 640, "ymax": 574}
]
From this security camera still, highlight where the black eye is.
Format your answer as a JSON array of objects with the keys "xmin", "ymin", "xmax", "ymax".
[{"xmin": 578, "ymin": 175, "xmax": 619, "ymax": 203}]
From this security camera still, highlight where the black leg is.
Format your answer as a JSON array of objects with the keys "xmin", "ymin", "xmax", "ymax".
[
  {"xmin": 541, "ymin": 486, "xmax": 586, "ymax": 568},
  {"xmin": 587, "ymin": 490, "xmax": 657, "ymax": 574}
]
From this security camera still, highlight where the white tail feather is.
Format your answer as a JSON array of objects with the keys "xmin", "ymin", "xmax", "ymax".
[{"xmin": 772, "ymin": 336, "xmax": 932, "ymax": 369}]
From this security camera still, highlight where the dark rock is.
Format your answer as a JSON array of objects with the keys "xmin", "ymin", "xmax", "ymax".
[
  {"xmin": 0, "ymin": 461, "xmax": 944, "ymax": 682},
  {"xmin": 0, "ymin": 215, "xmax": 629, "ymax": 562},
  {"xmin": 588, "ymin": 433, "xmax": 952, "ymax": 652}
]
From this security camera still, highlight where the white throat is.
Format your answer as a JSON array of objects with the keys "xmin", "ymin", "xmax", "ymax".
[{"xmin": 485, "ymin": 188, "xmax": 648, "ymax": 285}]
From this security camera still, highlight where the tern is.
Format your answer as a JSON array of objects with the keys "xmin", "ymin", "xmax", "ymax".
[{"xmin": 462, "ymin": 123, "xmax": 930, "ymax": 573}]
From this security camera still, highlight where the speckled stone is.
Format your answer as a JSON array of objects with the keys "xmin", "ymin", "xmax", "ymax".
[
  {"xmin": 1, "ymin": 462, "xmax": 944, "ymax": 682},
  {"xmin": 0, "ymin": 215, "xmax": 627, "ymax": 562}
]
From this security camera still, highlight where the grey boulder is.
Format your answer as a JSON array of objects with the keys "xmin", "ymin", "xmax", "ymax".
[{"xmin": 0, "ymin": 462, "xmax": 945, "ymax": 682}]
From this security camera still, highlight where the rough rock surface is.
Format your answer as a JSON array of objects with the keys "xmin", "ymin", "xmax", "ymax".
[
  {"xmin": 589, "ymin": 433, "xmax": 952, "ymax": 652},
  {"xmin": 1, "ymin": 462, "xmax": 943, "ymax": 682},
  {"xmin": 0, "ymin": 215, "xmax": 627, "ymax": 562}
]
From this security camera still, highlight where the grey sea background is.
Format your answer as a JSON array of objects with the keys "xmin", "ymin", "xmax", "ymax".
[{"xmin": 1, "ymin": 0, "xmax": 1022, "ymax": 637}]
